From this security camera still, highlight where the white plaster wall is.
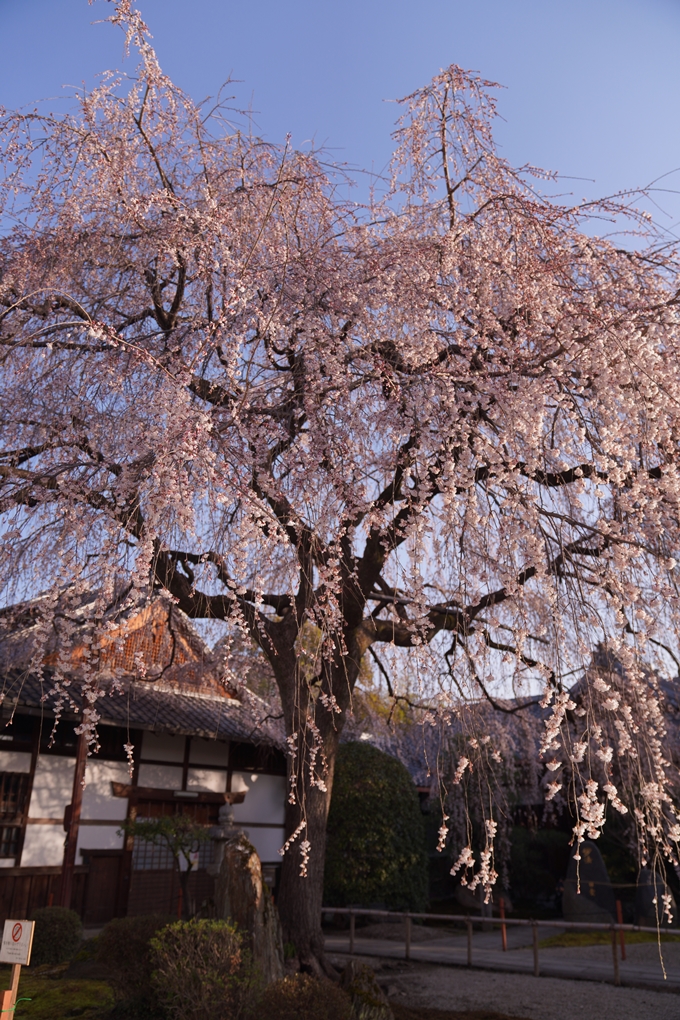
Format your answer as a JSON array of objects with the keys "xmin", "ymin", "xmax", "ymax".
[
  {"xmin": 82, "ymin": 761, "xmax": 130, "ymax": 821},
  {"xmin": 189, "ymin": 738, "xmax": 229, "ymax": 767},
  {"xmin": 0, "ymin": 751, "xmax": 31, "ymax": 773},
  {"xmin": 76, "ymin": 824, "xmax": 125, "ymax": 861},
  {"xmin": 20, "ymin": 824, "xmax": 65, "ymax": 867},
  {"xmin": 231, "ymin": 773, "xmax": 286, "ymax": 826},
  {"xmin": 138, "ymin": 763, "xmax": 183, "ymax": 789},
  {"xmin": 187, "ymin": 767, "xmax": 226, "ymax": 793},
  {"xmin": 28, "ymin": 756, "xmax": 75, "ymax": 818},
  {"xmin": 140, "ymin": 732, "xmax": 185, "ymax": 762},
  {"xmin": 240, "ymin": 826, "xmax": 286, "ymax": 864}
]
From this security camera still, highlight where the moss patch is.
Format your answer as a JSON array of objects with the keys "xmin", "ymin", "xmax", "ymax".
[
  {"xmin": 0, "ymin": 964, "xmax": 113, "ymax": 1020},
  {"xmin": 539, "ymin": 930, "xmax": 680, "ymax": 948}
]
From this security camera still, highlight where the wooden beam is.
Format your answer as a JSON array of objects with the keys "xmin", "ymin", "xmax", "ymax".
[{"xmin": 110, "ymin": 782, "xmax": 245, "ymax": 805}]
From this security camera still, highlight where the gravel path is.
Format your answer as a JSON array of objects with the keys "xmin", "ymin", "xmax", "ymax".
[
  {"xmin": 331, "ymin": 955, "xmax": 680, "ymax": 1020},
  {"xmin": 389, "ymin": 962, "xmax": 680, "ymax": 1020}
]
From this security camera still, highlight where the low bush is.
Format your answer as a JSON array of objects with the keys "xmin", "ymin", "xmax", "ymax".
[
  {"xmin": 29, "ymin": 906, "xmax": 82, "ymax": 966},
  {"xmin": 257, "ymin": 974, "xmax": 353, "ymax": 1020},
  {"xmin": 97, "ymin": 914, "xmax": 173, "ymax": 1008},
  {"xmin": 340, "ymin": 961, "xmax": 393, "ymax": 1019},
  {"xmin": 150, "ymin": 919, "xmax": 259, "ymax": 1020}
]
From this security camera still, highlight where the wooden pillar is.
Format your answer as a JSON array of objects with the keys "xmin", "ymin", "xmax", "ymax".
[
  {"xmin": 118, "ymin": 740, "xmax": 140, "ymax": 919},
  {"xmin": 181, "ymin": 737, "xmax": 191, "ymax": 792},
  {"xmin": 611, "ymin": 927, "xmax": 620, "ymax": 986},
  {"xmin": 58, "ymin": 730, "xmax": 88, "ymax": 909}
]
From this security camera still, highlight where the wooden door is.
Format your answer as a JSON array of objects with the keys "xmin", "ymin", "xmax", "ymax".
[{"xmin": 82, "ymin": 851, "xmax": 123, "ymax": 925}]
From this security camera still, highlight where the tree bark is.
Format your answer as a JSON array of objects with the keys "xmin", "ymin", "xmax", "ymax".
[
  {"xmin": 272, "ymin": 638, "xmax": 354, "ymax": 978},
  {"xmin": 276, "ymin": 772, "xmax": 335, "ymax": 976}
]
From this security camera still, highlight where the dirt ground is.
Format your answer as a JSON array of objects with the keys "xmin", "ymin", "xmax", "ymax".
[{"xmin": 331, "ymin": 954, "xmax": 680, "ymax": 1020}]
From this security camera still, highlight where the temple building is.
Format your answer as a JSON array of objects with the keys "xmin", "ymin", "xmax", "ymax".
[{"xmin": 0, "ymin": 591, "xmax": 286, "ymax": 924}]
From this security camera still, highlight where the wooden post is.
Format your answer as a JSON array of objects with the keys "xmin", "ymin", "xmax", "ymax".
[
  {"xmin": 58, "ymin": 730, "xmax": 88, "ymax": 909},
  {"xmin": 9, "ymin": 966, "xmax": 20, "ymax": 1005},
  {"xmin": 466, "ymin": 917, "xmax": 472, "ymax": 967},
  {"xmin": 349, "ymin": 912, "xmax": 355, "ymax": 956},
  {"xmin": 1, "ymin": 964, "xmax": 22, "ymax": 1016},
  {"xmin": 611, "ymin": 927, "xmax": 620, "ymax": 986},
  {"xmin": 616, "ymin": 900, "xmax": 626, "ymax": 960},
  {"xmin": 499, "ymin": 897, "xmax": 507, "ymax": 952},
  {"xmin": 0, "ymin": 918, "xmax": 35, "ymax": 1014},
  {"xmin": 532, "ymin": 922, "xmax": 539, "ymax": 977},
  {"xmin": 405, "ymin": 915, "xmax": 411, "ymax": 960}
]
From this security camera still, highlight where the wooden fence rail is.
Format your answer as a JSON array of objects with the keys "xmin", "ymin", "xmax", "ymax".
[{"xmin": 323, "ymin": 906, "xmax": 679, "ymax": 987}]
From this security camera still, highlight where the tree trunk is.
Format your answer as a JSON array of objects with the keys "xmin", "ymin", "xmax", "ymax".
[
  {"xmin": 266, "ymin": 622, "xmax": 361, "ymax": 975},
  {"xmin": 276, "ymin": 776, "xmax": 335, "ymax": 976},
  {"xmin": 178, "ymin": 865, "xmax": 193, "ymax": 919}
]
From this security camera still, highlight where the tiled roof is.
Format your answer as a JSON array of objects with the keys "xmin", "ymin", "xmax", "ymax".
[
  {"xmin": 0, "ymin": 589, "xmax": 284, "ymax": 747},
  {"xmin": 0, "ymin": 669, "xmax": 284, "ymax": 747}
]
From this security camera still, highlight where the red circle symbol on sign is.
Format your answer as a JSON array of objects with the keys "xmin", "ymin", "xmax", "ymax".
[{"xmin": 11, "ymin": 923, "xmax": 22, "ymax": 943}]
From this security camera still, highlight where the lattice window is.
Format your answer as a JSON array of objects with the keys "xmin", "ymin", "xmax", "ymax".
[
  {"xmin": 132, "ymin": 838, "xmax": 175, "ymax": 871},
  {"xmin": 131, "ymin": 823, "xmax": 214, "ymax": 871},
  {"xmin": 198, "ymin": 840, "xmax": 215, "ymax": 870},
  {"xmin": 0, "ymin": 826, "xmax": 20, "ymax": 858},
  {"xmin": 0, "ymin": 773, "xmax": 29, "ymax": 821}
]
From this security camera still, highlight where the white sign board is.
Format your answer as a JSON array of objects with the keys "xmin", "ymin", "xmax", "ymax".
[{"xmin": 0, "ymin": 920, "xmax": 35, "ymax": 965}]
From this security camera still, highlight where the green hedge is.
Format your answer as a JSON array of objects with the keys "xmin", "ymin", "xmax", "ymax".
[
  {"xmin": 324, "ymin": 741, "xmax": 428, "ymax": 911},
  {"xmin": 97, "ymin": 914, "xmax": 174, "ymax": 1009},
  {"xmin": 29, "ymin": 906, "xmax": 82, "ymax": 966}
]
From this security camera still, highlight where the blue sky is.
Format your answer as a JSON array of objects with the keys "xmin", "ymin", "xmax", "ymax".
[{"xmin": 1, "ymin": 0, "xmax": 680, "ymax": 222}]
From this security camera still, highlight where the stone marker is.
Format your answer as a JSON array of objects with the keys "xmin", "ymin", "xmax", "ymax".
[
  {"xmin": 636, "ymin": 867, "xmax": 677, "ymax": 928},
  {"xmin": 562, "ymin": 839, "xmax": 616, "ymax": 923},
  {"xmin": 211, "ymin": 804, "xmax": 284, "ymax": 985}
]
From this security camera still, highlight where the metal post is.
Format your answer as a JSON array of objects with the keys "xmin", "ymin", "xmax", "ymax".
[
  {"xmin": 466, "ymin": 917, "xmax": 473, "ymax": 967},
  {"xmin": 616, "ymin": 900, "xmax": 626, "ymax": 961},
  {"xmin": 405, "ymin": 915, "xmax": 411, "ymax": 960},
  {"xmin": 611, "ymin": 927, "xmax": 620, "ymax": 986},
  {"xmin": 532, "ymin": 922, "xmax": 539, "ymax": 977},
  {"xmin": 349, "ymin": 912, "xmax": 355, "ymax": 956},
  {"xmin": 500, "ymin": 897, "xmax": 507, "ymax": 952}
]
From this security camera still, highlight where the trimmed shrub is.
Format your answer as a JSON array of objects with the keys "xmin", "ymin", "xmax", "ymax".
[
  {"xmin": 29, "ymin": 906, "xmax": 82, "ymax": 966},
  {"xmin": 150, "ymin": 919, "xmax": 259, "ymax": 1020},
  {"xmin": 340, "ymin": 961, "xmax": 392, "ymax": 1020},
  {"xmin": 97, "ymin": 914, "xmax": 173, "ymax": 1007},
  {"xmin": 324, "ymin": 741, "xmax": 428, "ymax": 911},
  {"xmin": 258, "ymin": 974, "xmax": 352, "ymax": 1020}
]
